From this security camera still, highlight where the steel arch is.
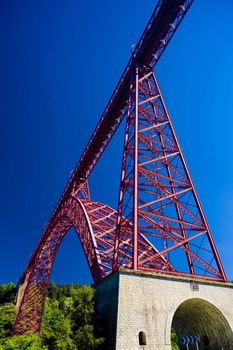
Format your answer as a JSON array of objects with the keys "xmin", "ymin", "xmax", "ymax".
[
  {"xmin": 13, "ymin": 196, "xmax": 102, "ymax": 335},
  {"xmin": 13, "ymin": 195, "xmax": 173, "ymax": 335}
]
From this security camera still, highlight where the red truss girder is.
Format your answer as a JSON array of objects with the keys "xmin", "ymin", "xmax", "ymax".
[
  {"xmin": 113, "ymin": 66, "xmax": 226, "ymax": 282},
  {"xmin": 13, "ymin": 69, "xmax": 227, "ymax": 336},
  {"xmin": 23, "ymin": 1, "xmax": 193, "ymax": 270},
  {"xmin": 13, "ymin": 0, "xmax": 228, "ymax": 337}
]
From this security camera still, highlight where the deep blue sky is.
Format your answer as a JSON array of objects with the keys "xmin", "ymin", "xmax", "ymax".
[{"xmin": 0, "ymin": 1, "xmax": 232, "ymax": 285}]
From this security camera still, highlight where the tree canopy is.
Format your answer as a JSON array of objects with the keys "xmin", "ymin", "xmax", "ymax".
[{"xmin": 0, "ymin": 283, "xmax": 104, "ymax": 350}]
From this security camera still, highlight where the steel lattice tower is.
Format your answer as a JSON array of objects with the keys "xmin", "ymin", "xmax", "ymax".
[{"xmin": 13, "ymin": 0, "xmax": 227, "ymax": 335}]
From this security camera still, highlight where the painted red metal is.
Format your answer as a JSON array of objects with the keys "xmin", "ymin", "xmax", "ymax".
[
  {"xmin": 133, "ymin": 65, "xmax": 139, "ymax": 270},
  {"xmin": 113, "ymin": 66, "xmax": 226, "ymax": 281},
  {"xmin": 14, "ymin": 195, "xmax": 173, "ymax": 334},
  {"xmin": 13, "ymin": 0, "xmax": 227, "ymax": 336},
  {"xmin": 27, "ymin": 1, "xmax": 194, "ymax": 256}
]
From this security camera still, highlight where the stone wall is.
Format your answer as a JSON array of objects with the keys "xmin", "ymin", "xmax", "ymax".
[
  {"xmin": 96, "ymin": 269, "xmax": 233, "ymax": 350},
  {"xmin": 95, "ymin": 271, "xmax": 120, "ymax": 349}
]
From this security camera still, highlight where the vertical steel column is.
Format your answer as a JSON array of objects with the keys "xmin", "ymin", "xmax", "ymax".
[
  {"xmin": 113, "ymin": 107, "xmax": 131, "ymax": 270},
  {"xmin": 133, "ymin": 65, "xmax": 139, "ymax": 270}
]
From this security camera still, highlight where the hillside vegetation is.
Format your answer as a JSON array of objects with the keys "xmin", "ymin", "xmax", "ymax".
[{"xmin": 0, "ymin": 283, "xmax": 104, "ymax": 350}]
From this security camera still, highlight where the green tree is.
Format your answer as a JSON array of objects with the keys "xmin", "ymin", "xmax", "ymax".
[
  {"xmin": 69, "ymin": 285, "xmax": 104, "ymax": 349},
  {"xmin": 41, "ymin": 285, "xmax": 105, "ymax": 350},
  {"xmin": 0, "ymin": 283, "xmax": 104, "ymax": 350},
  {"xmin": 0, "ymin": 284, "xmax": 16, "ymax": 305},
  {"xmin": 75, "ymin": 325, "xmax": 104, "ymax": 350},
  {"xmin": 70, "ymin": 285, "xmax": 95, "ymax": 328},
  {"xmin": 41, "ymin": 297, "xmax": 76, "ymax": 350},
  {"xmin": 0, "ymin": 333, "xmax": 48, "ymax": 350},
  {"xmin": 171, "ymin": 328, "xmax": 180, "ymax": 350},
  {"xmin": 0, "ymin": 305, "xmax": 16, "ymax": 339}
]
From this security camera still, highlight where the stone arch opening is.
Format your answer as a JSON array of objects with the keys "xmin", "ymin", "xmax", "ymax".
[
  {"xmin": 171, "ymin": 297, "xmax": 233, "ymax": 350},
  {"xmin": 139, "ymin": 331, "xmax": 147, "ymax": 346}
]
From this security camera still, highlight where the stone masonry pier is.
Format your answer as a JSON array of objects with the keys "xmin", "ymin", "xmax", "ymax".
[{"xmin": 95, "ymin": 269, "xmax": 233, "ymax": 350}]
